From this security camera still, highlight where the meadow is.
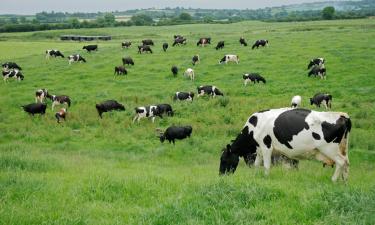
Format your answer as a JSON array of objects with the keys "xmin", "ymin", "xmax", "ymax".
[{"xmin": 0, "ymin": 19, "xmax": 374, "ymax": 224}]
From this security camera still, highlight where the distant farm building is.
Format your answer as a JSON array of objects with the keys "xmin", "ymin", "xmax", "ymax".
[{"xmin": 60, "ymin": 35, "xmax": 111, "ymax": 41}]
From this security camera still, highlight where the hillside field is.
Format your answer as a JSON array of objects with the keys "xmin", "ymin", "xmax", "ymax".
[{"xmin": 0, "ymin": 19, "xmax": 374, "ymax": 225}]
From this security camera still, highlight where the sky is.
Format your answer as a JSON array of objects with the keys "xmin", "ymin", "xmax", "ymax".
[{"xmin": 0, "ymin": 0, "xmax": 326, "ymax": 15}]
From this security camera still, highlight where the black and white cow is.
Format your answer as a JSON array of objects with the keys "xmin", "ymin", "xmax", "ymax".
[
  {"xmin": 162, "ymin": 43, "xmax": 169, "ymax": 52},
  {"xmin": 310, "ymin": 93, "xmax": 332, "ymax": 109},
  {"xmin": 45, "ymin": 50, "xmax": 64, "ymax": 59},
  {"xmin": 239, "ymin": 37, "xmax": 248, "ymax": 46},
  {"xmin": 215, "ymin": 41, "xmax": 225, "ymax": 50},
  {"xmin": 174, "ymin": 35, "xmax": 183, "ymax": 39},
  {"xmin": 96, "ymin": 100, "xmax": 125, "ymax": 118},
  {"xmin": 158, "ymin": 126, "xmax": 193, "ymax": 144},
  {"xmin": 122, "ymin": 41, "xmax": 132, "ymax": 48},
  {"xmin": 82, "ymin": 45, "xmax": 98, "ymax": 52},
  {"xmin": 47, "ymin": 94, "xmax": 71, "ymax": 110},
  {"xmin": 55, "ymin": 108, "xmax": 67, "ymax": 123},
  {"xmin": 2, "ymin": 62, "xmax": 22, "ymax": 71},
  {"xmin": 142, "ymin": 39, "xmax": 154, "ymax": 46},
  {"xmin": 114, "ymin": 66, "xmax": 127, "ymax": 75},
  {"xmin": 173, "ymin": 37, "xmax": 187, "ymax": 46},
  {"xmin": 122, "ymin": 57, "xmax": 134, "ymax": 66},
  {"xmin": 252, "ymin": 40, "xmax": 269, "ymax": 49},
  {"xmin": 22, "ymin": 103, "xmax": 47, "ymax": 115},
  {"xmin": 138, "ymin": 45, "xmax": 153, "ymax": 54},
  {"xmin": 133, "ymin": 105, "xmax": 162, "ymax": 123},
  {"xmin": 308, "ymin": 66, "xmax": 326, "ymax": 79},
  {"xmin": 243, "ymin": 73, "xmax": 266, "ymax": 86},
  {"xmin": 2, "ymin": 70, "xmax": 24, "ymax": 82},
  {"xmin": 192, "ymin": 55, "xmax": 200, "ymax": 66},
  {"xmin": 197, "ymin": 37, "xmax": 211, "ymax": 47},
  {"xmin": 35, "ymin": 89, "xmax": 48, "ymax": 103},
  {"xmin": 291, "ymin": 95, "xmax": 302, "ymax": 108},
  {"xmin": 307, "ymin": 58, "xmax": 325, "ymax": 69},
  {"xmin": 157, "ymin": 104, "xmax": 174, "ymax": 117},
  {"xmin": 184, "ymin": 68, "xmax": 195, "ymax": 81},
  {"xmin": 219, "ymin": 55, "xmax": 239, "ymax": 64},
  {"xmin": 68, "ymin": 54, "xmax": 86, "ymax": 64},
  {"xmin": 219, "ymin": 108, "xmax": 352, "ymax": 182},
  {"xmin": 174, "ymin": 92, "xmax": 194, "ymax": 101},
  {"xmin": 197, "ymin": 85, "xmax": 224, "ymax": 97},
  {"xmin": 171, "ymin": 66, "xmax": 178, "ymax": 77}
]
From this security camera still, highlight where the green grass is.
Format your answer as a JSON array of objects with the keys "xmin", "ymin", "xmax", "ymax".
[{"xmin": 0, "ymin": 19, "xmax": 375, "ymax": 224}]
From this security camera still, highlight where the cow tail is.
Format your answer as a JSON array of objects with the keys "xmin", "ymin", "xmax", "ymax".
[
  {"xmin": 339, "ymin": 115, "xmax": 351, "ymax": 163},
  {"xmin": 252, "ymin": 44, "xmax": 256, "ymax": 49}
]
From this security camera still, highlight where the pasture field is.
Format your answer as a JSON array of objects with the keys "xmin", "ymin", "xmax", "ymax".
[{"xmin": 0, "ymin": 19, "xmax": 375, "ymax": 225}]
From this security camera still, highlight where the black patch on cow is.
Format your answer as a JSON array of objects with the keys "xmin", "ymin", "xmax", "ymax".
[
  {"xmin": 248, "ymin": 116, "xmax": 258, "ymax": 127},
  {"xmin": 230, "ymin": 126, "xmax": 259, "ymax": 158},
  {"xmin": 263, "ymin": 135, "xmax": 272, "ymax": 148},
  {"xmin": 321, "ymin": 116, "xmax": 351, "ymax": 144},
  {"xmin": 273, "ymin": 108, "xmax": 311, "ymax": 149},
  {"xmin": 312, "ymin": 132, "xmax": 321, "ymax": 140}
]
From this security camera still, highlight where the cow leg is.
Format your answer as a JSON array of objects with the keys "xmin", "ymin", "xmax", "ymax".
[
  {"xmin": 151, "ymin": 117, "xmax": 155, "ymax": 123},
  {"xmin": 132, "ymin": 115, "xmax": 138, "ymax": 123},
  {"xmin": 244, "ymin": 80, "xmax": 248, "ymax": 86},
  {"xmin": 262, "ymin": 148, "xmax": 272, "ymax": 176},
  {"xmin": 318, "ymin": 145, "xmax": 347, "ymax": 182},
  {"xmin": 254, "ymin": 152, "xmax": 263, "ymax": 167},
  {"xmin": 52, "ymin": 102, "xmax": 56, "ymax": 110}
]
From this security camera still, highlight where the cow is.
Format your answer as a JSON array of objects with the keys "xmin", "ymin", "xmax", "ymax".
[
  {"xmin": 35, "ymin": 89, "xmax": 48, "ymax": 103},
  {"xmin": 173, "ymin": 92, "xmax": 194, "ymax": 101},
  {"xmin": 55, "ymin": 108, "xmax": 67, "ymax": 123},
  {"xmin": 239, "ymin": 37, "xmax": 248, "ymax": 46},
  {"xmin": 252, "ymin": 40, "xmax": 269, "ymax": 49},
  {"xmin": 172, "ymin": 37, "xmax": 187, "ymax": 46},
  {"xmin": 122, "ymin": 57, "xmax": 134, "ymax": 66},
  {"xmin": 142, "ymin": 39, "xmax": 154, "ymax": 46},
  {"xmin": 45, "ymin": 50, "xmax": 64, "ymax": 59},
  {"xmin": 197, "ymin": 37, "xmax": 211, "ymax": 47},
  {"xmin": 291, "ymin": 95, "xmax": 302, "ymax": 108},
  {"xmin": 310, "ymin": 93, "xmax": 332, "ymax": 109},
  {"xmin": 219, "ymin": 108, "xmax": 352, "ymax": 182},
  {"xmin": 47, "ymin": 94, "xmax": 71, "ymax": 110},
  {"xmin": 307, "ymin": 58, "xmax": 325, "ymax": 69},
  {"xmin": 243, "ymin": 73, "xmax": 266, "ymax": 86},
  {"xmin": 157, "ymin": 104, "xmax": 174, "ymax": 116},
  {"xmin": 138, "ymin": 45, "xmax": 153, "ymax": 54},
  {"xmin": 192, "ymin": 55, "xmax": 200, "ymax": 66},
  {"xmin": 197, "ymin": 85, "xmax": 223, "ymax": 97},
  {"xmin": 95, "ymin": 100, "xmax": 125, "ymax": 118},
  {"xmin": 2, "ymin": 70, "xmax": 24, "ymax": 82},
  {"xmin": 171, "ymin": 66, "xmax": 178, "ymax": 77},
  {"xmin": 22, "ymin": 103, "xmax": 47, "ymax": 115},
  {"xmin": 68, "ymin": 54, "xmax": 86, "ymax": 64},
  {"xmin": 122, "ymin": 41, "xmax": 132, "ymax": 48},
  {"xmin": 133, "ymin": 105, "xmax": 162, "ymax": 123},
  {"xmin": 215, "ymin": 41, "xmax": 225, "ymax": 50},
  {"xmin": 82, "ymin": 45, "xmax": 98, "ymax": 52},
  {"xmin": 174, "ymin": 35, "xmax": 183, "ymax": 39},
  {"xmin": 158, "ymin": 126, "xmax": 193, "ymax": 144},
  {"xmin": 308, "ymin": 66, "xmax": 326, "ymax": 79},
  {"xmin": 2, "ymin": 62, "xmax": 22, "ymax": 71},
  {"xmin": 162, "ymin": 43, "xmax": 169, "ymax": 52},
  {"xmin": 114, "ymin": 66, "xmax": 127, "ymax": 75},
  {"xmin": 184, "ymin": 68, "xmax": 195, "ymax": 81},
  {"xmin": 219, "ymin": 55, "xmax": 239, "ymax": 64}
]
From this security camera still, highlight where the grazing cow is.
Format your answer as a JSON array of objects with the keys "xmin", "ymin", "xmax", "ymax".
[
  {"xmin": 157, "ymin": 104, "xmax": 174, "ymax": 116},
  {"xmin": 219, "ymin": 108, "xmax": 352, "ymax": 182},
  {"xmin": 35, "ymin": 89, "xmax": 48, "ymax": 103},
  {"xmin": 162, "ymin": 43, "xmax": 169, "ymax": 52},
  {"xmin": 22, "ymin": 103, "xmax": 47, "ymax": 115},
  {"xmin": 308, "ymin": 66, "xmax": 326, "ymax": 79},
  {"xmin": 95, "ymin": 100, "xmax": 125, "ymax": 118},
  {"xmin": 158, "ymin": 126, "xmax": 193, "ymax": 144},
  {"xmin": 215, "ymin": 41, "xmax": 225, "ymax": 50},
  {"xmin": 82, "ymin": 45, "xmax": 98, "ymax": 52},
  {"xmin": 243, "ymin": 73, "xmax": 266, "ymax": 86},
  {"xmin": 47, "ymin": 94, "xmax": 71, "ymax": 110},
  {"xmin": 252, "ymin": 40, "xmax": 269, "ymax": 49},
  {"xmin": 192, "ymin": 55, "xmax": 200, "ymax": 66},
  {"xmin": 310, "ymin": 93, "xmax": 332, "ymax": 109},
  {"xmin": 197, "ymin": 85, "xmax": 223, "ymax": 97},
  {"xmin": 174, "ymin": 35, "xmax": 183, "ymax": 39},
  {"xmin": 122, "ymin": 57, "xmax": 134, "ymax": 66},
  {"xmin": 197, "ymin": 37, "xmax": 211, "ymax": 47},
  {"xmin": 291, "ymin": 95, "xmax": 302, "ymax": 108},
  {"xmin": 219, "ymin": 54, "xmax": 239, "ymax": 64},
  {"xmin": 68, "ymin": 54, "xmax": 86, "ymax": 64},
  {"xmin": 172, "ymin": 37, "xmax": 187, "ymax": 46},
  {"xmin": 171, "ymin": 66, "xmax": 178, "ymax": 77},
  {"xmin": 2, "ymin": 70, "xmax": 24, "ymax": 82},
  {"xmin": 239, "ymin": 37, "xmax": 248, "ymax": 46},
  {"xmin": 138, "ymin": 45, "xmax": 153, "ymax": 54},
  {"xmin": 184, "ymin": 68, "xmax": 195, "ymax": 81},
  {"xmin": 114, "ymin": 66, "xmax": 127, "ymax": 75},
  {"xmin": 55, "ymin": 108, "xmax": 67, "ymax": 123},
  {"xmin": 133, "ymin": 105, "xmax": 162, "ymax": 123},
  {"xmin": 142, "ymin": 39, "xmax": 154, "ymax": 46},
  {"xmin": 122, "ymin": 41, "xmax": 132, "ymax": 48},
  {"xmin": 174, "ymin": 92, "xmax": 194, "ymax": 101},
  {"xmin": 307, "ymin": 58, "xmax": 325, "ymax": 69},
  {"xmin": 45, "ymin": 50, "xmax": 64, "ymax": 59},
  {"xmin": 2, "ymin": 62, "xmax": 22, "ymax": 71}
]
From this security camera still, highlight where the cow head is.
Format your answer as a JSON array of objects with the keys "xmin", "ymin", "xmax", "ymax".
[
  {"xmin": 219, "ymin": 144, "xmax": 239, "ymax": 175},
  {"xmin": 307, "ymin": 60, "xmax": 315, "ymax": 69},
  {"xmin": 310, "ymin": 98, "xmax": 314, "ymax": 105}
]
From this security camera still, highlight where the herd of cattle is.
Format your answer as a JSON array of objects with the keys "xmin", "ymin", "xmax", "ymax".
[{"xmin": 2, "ymin": 34, "xmax": 350, "ymax": 182}]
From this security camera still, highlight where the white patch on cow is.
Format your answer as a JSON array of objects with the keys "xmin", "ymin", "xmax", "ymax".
[{"xmin": 133, "ymin": 106, "xmax": 158, "ymax": 123}]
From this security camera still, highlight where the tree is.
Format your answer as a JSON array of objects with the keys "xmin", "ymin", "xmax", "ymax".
[
  {"xmin": 130, "ymin": 14, "xmax": 153, "ymax": 26},
  {"xmin": 104, "ymin": 13, "xmax": 116, "ymax": 25},
  {"xmin": 179, "ymin": 12, "xmax": 192, "ymax": 21},
  {"xmin": 322, "ymin": 6, "xmax": 335, "ymax": 20}
]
